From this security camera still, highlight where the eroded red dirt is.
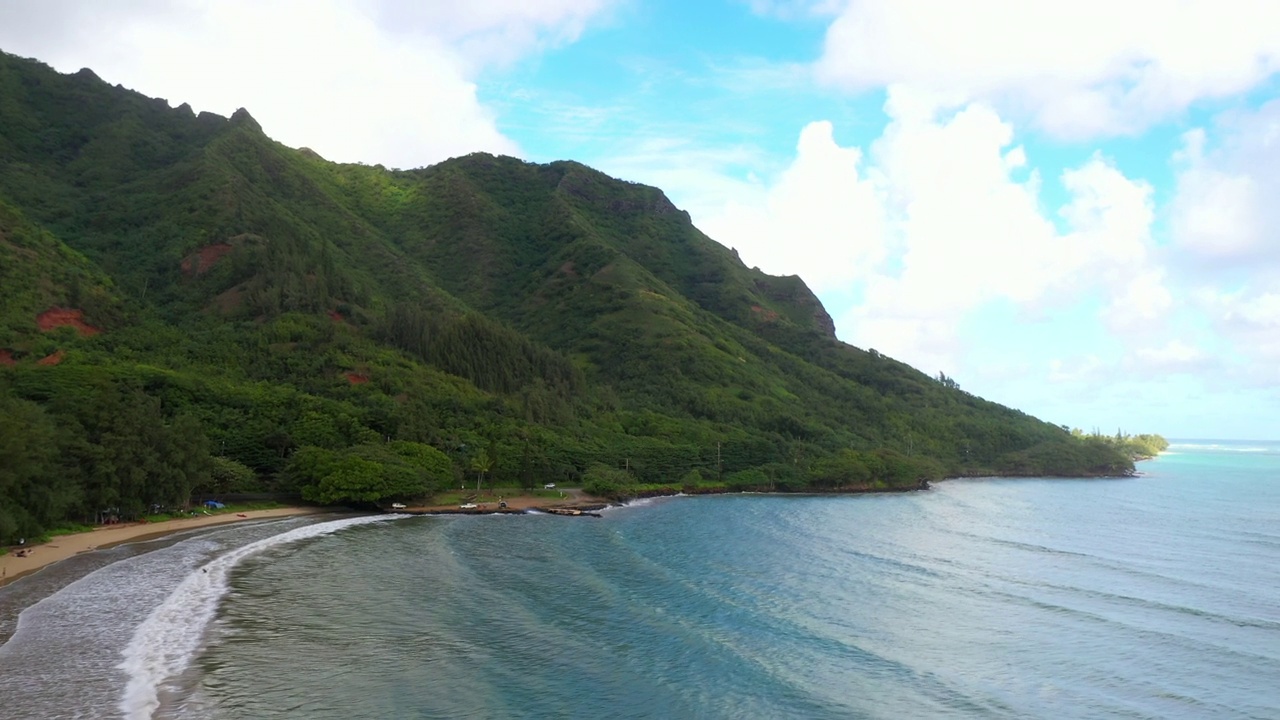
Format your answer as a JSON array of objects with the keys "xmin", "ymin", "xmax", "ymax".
[
  {"xmin": 37, "ymin": 349, "xmax": 66, "ymax": 366},
  {"xmin": 37, "ymin": 308, "xmax": 100, "ymax": 335},
  {"xmin": 345, "ymin": 372, "xmax": 370, "ymax": 385},
  {"xmin": 750, "ymin": 305, "xmax": 780, "ymax": 322},
  {"xmin": 180, "ymin": 243, "xmax": 234, "ymax": 276},
  {"xmin": 0, "ymin": 349, "xmax": 15, "ymax": 366}
]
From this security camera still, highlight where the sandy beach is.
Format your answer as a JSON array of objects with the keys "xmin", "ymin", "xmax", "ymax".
[
  {"xmin": 0, "ymin": 491, "xmax": 605, "ymax": 588},
  {"xmin": 0, "ymin": 507, "xmax": 325, "ymax": 588}
]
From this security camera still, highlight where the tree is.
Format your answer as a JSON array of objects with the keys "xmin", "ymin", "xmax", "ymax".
[
  {"xmin": 201, "ymin": 456, "xmax": 257, "ymax": 494},
  {"xmin": 582, "ymin": 463, "xmax": 633, "ymax": 499},
  {"xmin": 470, "ymin": 448, "xmax": 494, "ymax": 493},
  {"xmin": 386, "ymin": 441, "xmax": 454, "ymax": 493},
  {"xmin": 0, "ymin": 396, "xmax": 67, "ymax": 543}
]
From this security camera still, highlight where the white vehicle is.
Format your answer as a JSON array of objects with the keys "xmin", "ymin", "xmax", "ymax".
[
  {"xmin": 460, "ymin": 502, "xmax": 478, "ymax": 510},
  {"xmin": 390, "ymin": 503, "xmax": 406, "ymax": 510},
  {"xmin": 544, "ymin": 483, "xmax": 556, "ymax": 489}
]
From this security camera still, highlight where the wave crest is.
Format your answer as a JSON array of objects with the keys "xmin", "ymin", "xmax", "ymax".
[{"xmin": 116, "ymin": 515, "xmax": 398, "ymax": 719}]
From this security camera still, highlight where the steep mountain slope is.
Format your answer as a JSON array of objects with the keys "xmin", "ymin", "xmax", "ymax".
[{"xmin": 0, "ymin": 51, "xmax": 1133, "ymax": 542}]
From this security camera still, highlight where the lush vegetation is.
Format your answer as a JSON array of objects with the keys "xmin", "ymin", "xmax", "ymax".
[
  {"xmin": 0, "ymin": 51, "xmax": 1152, "ymax": 541},
  {"xmin": 1071, "ymin": 430, "xmax": 1170, "ymax": 462}
]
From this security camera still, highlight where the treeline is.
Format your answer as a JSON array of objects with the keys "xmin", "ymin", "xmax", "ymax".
[
  {"xmin": 1070, "ymin": 429, "xmax": 1170, "ymax": 461},
  {"xmin": 0, "ymin": 383, "xmax": 212, "ymax": 542}
]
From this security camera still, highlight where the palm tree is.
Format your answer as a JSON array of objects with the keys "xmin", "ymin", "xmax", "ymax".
[{"xmin": 470, "ymin": 449, "xmax": 494, "ymax": 493}]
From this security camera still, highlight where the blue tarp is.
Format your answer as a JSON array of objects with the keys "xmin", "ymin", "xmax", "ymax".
[{"xmin": 203, "ymin": 500, "xmax": 226, "ymax": 508}]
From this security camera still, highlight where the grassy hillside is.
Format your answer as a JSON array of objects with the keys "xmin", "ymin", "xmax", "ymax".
[{"xmin": 0, "ymin": 51, "xmax": 1136, "ymax": 542}]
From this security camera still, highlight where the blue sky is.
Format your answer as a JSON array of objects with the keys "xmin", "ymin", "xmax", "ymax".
[{"xmin": 2, "ymin": 0, "xmax": 1278, "ymax": 439}]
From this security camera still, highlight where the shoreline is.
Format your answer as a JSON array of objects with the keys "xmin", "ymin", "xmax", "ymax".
[
  {"xmin": 0, "ymin": 507, "xmax": 326, "ymax": 588},
  {"xmin": 399, "ymin": 489, "xmax": 606, "ymax": 515},
  {"xmin": 4, "ymin": 466, "xmax": 1153, "ymax": 587}
]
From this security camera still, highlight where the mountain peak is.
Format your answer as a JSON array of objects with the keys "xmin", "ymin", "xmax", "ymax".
[{"xmin": 229, "ymin": 107, "xmax": 261, "ymax": 131}]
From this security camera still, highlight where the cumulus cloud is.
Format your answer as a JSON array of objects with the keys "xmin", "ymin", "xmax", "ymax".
[
  {"xmin": 1048, "ymin": 355, "xmax": 1104, "ymax": 385},
  {"xmin": 1193, "ymin": 289, "xmax": 1280, "ymax": 386},
  {"xmin": 1171, "ymin": 102, "xmax": 1280, "ymax": 272},
  {"xmin": 367, "ymin": 0, "xmax": 615, "ymax": 70},
  {"xmin": 0, "ymin": 0, "xmax": 614, "ymax": 168},
  {"xmin": 813, "ymin": 0, "xmax": 1280, "ymax": 138},
  {"xmin": 1166, "ymin": 101, "xmax": 1280, "ymax": 385},
  {"xmin": 1128, "ymin": 340, "xmax": 1215, "ymax": 375},
  {"xmin": 1101, "ymin": 270, "xmax": 1173, "ymax": 335},
  {"xmin": 698, "ymin": 121, "xmax": 886, "ymax": 291},
  {"xmin": 853, "ymin": 104, "xmax": 1160, "ymax": 369},
  {"xmin": 697, "ymin": 88, "xmax": 1166, "ymax": 374}
]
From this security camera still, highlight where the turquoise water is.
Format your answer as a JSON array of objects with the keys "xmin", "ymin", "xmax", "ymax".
[{"xmin": 2, "ymin": 441, "xmax": 1278, "ymax": 718}]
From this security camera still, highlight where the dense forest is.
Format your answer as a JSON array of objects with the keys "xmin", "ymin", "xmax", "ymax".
[{"xmin": 0, "ymin": 51, "xmax": 1156, "ymax": 543}]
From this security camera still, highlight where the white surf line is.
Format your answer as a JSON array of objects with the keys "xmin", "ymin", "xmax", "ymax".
[{"xmin": 117, "ymin": 514, "xmax": 402, "ymax": 720}]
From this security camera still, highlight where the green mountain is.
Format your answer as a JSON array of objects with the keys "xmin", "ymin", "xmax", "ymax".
[{"xmin": 0, "ymin": 51, "xmax": 1135, "ymax": 541}]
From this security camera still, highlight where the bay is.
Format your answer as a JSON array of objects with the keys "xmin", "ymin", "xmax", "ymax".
[{"xmin": 2, "ymin": 441, "xmax": 1277, "ymax": 719}]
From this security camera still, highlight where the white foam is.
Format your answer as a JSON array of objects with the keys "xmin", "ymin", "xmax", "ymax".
[
  {"xmin": 595, "ymin": 494, "xmax": 682, "ymax": 515},
  {"xmin": 116, "ymin": 514, "xmax": 400, "ymax": 720},
  {"xmin": 1169, "ymin": 443, "xmax": 1274, "ymax": 453}
]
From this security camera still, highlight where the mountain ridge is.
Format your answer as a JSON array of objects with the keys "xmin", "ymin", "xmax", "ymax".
[{"xmin": 0, "ymin": 50, "xmax": 1140, "ymax": 542}]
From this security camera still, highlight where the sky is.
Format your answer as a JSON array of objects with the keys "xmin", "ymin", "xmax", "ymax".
[{"xmin": 1, "ymin": 0, "xmax": 1278, "ymax": 439}]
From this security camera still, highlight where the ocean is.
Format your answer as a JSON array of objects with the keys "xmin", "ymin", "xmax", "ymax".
[{"xmin": 1, "ymin": 440, "xmax": 1277, "ymax": 719}]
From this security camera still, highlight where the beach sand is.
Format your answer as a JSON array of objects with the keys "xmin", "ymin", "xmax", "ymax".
[
  {"xmin": 0, "ymin": 507, "xmax": 324, "ymax": 588},
  {"xmin": 1, "ymin": 491, "xmax": 606, "ymax": 587}
]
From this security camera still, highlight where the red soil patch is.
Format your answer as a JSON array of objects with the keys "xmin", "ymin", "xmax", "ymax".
[
  {"xmin": 180, "ymin": 242, "xmax": 234, "ymax": 276},
  {"xmin": 37, "ymin": 308, "xmax": 100, "ymax": 335},
  {"xmin": 345, "ymin": 372, "xmax": 370, "ymax": 385},
  {"xmin": 558, "ymin": 261, "xmax": 578, "ymax": 277},
  {"xmin": 750, "ymin": 305, "xmax": 780, "ymax": 322},
  {"xmin": 37, "ymin": 349, "xmax": 66, "ymax": 366},
  {"xmin": 328, "ymin": 310, "xmax": 344, "ymax": 323},
  {"xmin": 0, "ymin": 349, "xmax": 15, "ymax": 366}
]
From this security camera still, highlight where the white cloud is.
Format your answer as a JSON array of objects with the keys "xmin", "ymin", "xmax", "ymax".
[
  {"xmin": 814, "ymin": 0, "xmax": 1280, "ymax": 138},
  {"xmin": 1195, "ymin": 289, "xmax": 1280, "ymax": 382},
  {"xmin": 1171, "ymin": 102, "xmax": 1280, "ymax": 272},
  {"xmin": 1048, "ymin": 355, "xmax": 1104, "ymax": 384},
  {"xmin": 1128, "ymin": 340, "xmax": 1214, "ymax": 375},
  {"xmin": 740, "ymin": 0, "xmax": 844, "ymax": 20},
  {"xmin": 697, "ymin": 121, "xmax": 886, "ymax": 291},
  {"xmin": 599, "ymin": 138, "xmax": 772, "ymax": 223},
  {"xmin": 1101, "ymin": 269, "xmax": 1173, "ymax": 335},
  {"xmin": 367, "ymin": 0, "xmax": 615, "ymax": 70},
  {"xmin": 0, "ymin": 0, "xmax": 615, "ymax": 168},
  {"xmin": 695, "ymin": 88, "xmax": 1165, "ymax": 374},
  {"xmin": 852, "ymin": 91, "xmax": 1161, "ymax": 370}
]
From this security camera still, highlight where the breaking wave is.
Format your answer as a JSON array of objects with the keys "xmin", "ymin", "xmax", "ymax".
[{"xmin": 116, "ymin": 515, "xmax": 399, "ymax": 720}]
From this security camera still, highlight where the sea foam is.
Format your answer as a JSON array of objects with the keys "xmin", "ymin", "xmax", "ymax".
[{"xmin": 116, "ymin": 514, "xmax": 400, "ymax": 720}]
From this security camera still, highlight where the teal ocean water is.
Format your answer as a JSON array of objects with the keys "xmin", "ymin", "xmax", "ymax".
[{"xmin": 1, "ymin": 440, "xmax": 1277, "ymax": 719}]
